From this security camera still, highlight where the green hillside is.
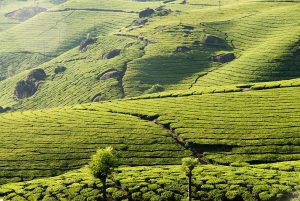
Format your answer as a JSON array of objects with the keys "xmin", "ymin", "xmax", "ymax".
[
  {"xmin": 0, "ymin": 0, "xmax": 299, "ymax": 111},
  {"xmin": 0, "ymin": 35, "xmax": 146, "ymax": 108},
  {"xmin": 1, "ymin": 162, "xmax": 300, "ymax": 201},
  {"xmin": 0, "ymin": 0, "xmax": 300, "ymax": 200},
  {"xmin": 0, "ymin": 82, "xmax": 300, "ymax": 185},
  {"xmin": 0, "ymin": 0, "xmax": 160, "ymax": 80},
  {"xmin": 0, "ymin": 0, "xmax": 60, "ymax": 32}
]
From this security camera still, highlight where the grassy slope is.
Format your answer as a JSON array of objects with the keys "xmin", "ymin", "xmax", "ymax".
[
  {"xmin": 0, "ymin": 35, "xmax": 146, "ymax": 109},
  {"xmin": 0, "ymin": 0, "xmax": 160, "ymax": 79},
  {"xmin": 0, "ymin": 0, "xmax": 299, "ymax": 200},
  {"xmin": 0, "ymin": 82, "xmax": 299, "ymax": 185},
  {"xmin": 105, "ymin": 0, "xmax": 300, "ymax": 96},
  {"xmin": 2, "ymin": 0, "xmax": 299, "ymax": 110},
  {"xmin": 194, "ymin": 3, "xmax": 300, "ymax": 86},
  {"xmin": 0, "ymin": 161, "xmax": 300, "ymax": 201},
  {"xmin": 0, "ymin": 99, "xmax": 191, "ymax": 184},
  {"xmin": 0, "ymin": 0, "xmax": 58, "ymax": 32}
]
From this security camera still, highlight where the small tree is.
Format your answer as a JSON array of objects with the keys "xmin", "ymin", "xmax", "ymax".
[
  {"xmin": 90, "ymin": 147, "xmax": 118, "ymax": 201},
  {"xmin": 182, "ymin": 157, "xmax": 199, "ymax": 201}
]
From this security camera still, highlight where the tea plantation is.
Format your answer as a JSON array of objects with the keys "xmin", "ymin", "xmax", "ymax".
[
  {"xmin": 1, "ymin": 162, "xmax": 300, "ymax": 201},
  {"xmin": 0, "ymin": 0, "xmax": 300, "ymax": 200}
]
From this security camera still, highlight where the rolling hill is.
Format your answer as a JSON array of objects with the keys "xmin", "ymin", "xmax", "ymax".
[{"xmin": 0, "ymin": 0, "xmax": 300, "ymax": 200}]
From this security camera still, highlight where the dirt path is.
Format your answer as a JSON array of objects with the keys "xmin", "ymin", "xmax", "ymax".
[{"xmin": 108, "ymin": 111, "xmax": 209, "ymax": 164}]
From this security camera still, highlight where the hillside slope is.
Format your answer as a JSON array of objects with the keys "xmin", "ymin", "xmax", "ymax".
[
  {"xmin": 0, "ymin": 81, "xmax": 299, "ymax": 185},
  {"xmin": 1, "ymin": 162, "xmax": 300, "ymax": 201},
  {"xmin": 0, "ymin": 0, "xmax": 160, "ymax": 80},
  {"xmin": 0, "ymin": 0, "xmax": 299, "ymax": 112}
]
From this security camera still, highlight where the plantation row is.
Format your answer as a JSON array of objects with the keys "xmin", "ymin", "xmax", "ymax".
[
  {"xmin": 1, "ymin": 162, "xmax": 300, "ymax": 201},
  {"xmin": 0, "ymin": 0, "xmax": 162, "ymax": 79},
  {"xmin": 122, "ymin": 7, "xmax": 227, "ymax": 96},
  {"xmin": 0, "ymin": 0, "xmax": 58, "ymax": 33},
  {"xmin": 195, "ymin": 3, "xmax": 300, "ymax": 87},
  {"xmin": 98, "ymin": 85, "xmax": 300, "ymax": 164},
  {"xmin": 1, "ymin": 79, "xmax": 300, "ymax": 184},
  {"xmin": 0, "ymin": 104, "xmax": 191, "ymax": 184},
  {"xmin": 2, "ymin": 0, "xmax": 297, "ymax": 108},
  {"xmin": 119, "ymin": 1, "xmax": 300, "ymax": 96},
  {"xmin": 0, "ymin": 35, "xmax": 145, "ymax": 109},
  {"xmin": 0, "ymin": 10, "xmax": 136, "ymax": 79}
]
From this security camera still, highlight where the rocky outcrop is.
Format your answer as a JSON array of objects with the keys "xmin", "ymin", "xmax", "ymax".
[
  {"xmin": 212, "ymin": 53, "xmax": 235, "ymax": 63},
  {"xmin": 27, "ymin": 69, "xmax": 47, "ymax": 81},
  {"xmin": 139, "ymin": 8, "xmax": 155, "ymax": 18},
  {"xmin": 14, "ymin": 80, "xmax": 37, "ymax": 99},
  {"xmin": 102, "ymin": 49, "xmax": 121, "ymax": 59},
  {"xmin": 0, "ymin": 106, "xmax": 11, "ymax": 113},
  {"xmin": 132, "ymin": 18, "xmax": 148, "ymax": 26},
  {"xmin": 54, "ymin": 65, "xmax": 66, "ymax": 74},
  {"xmin": 99, "ymin": 70, "xmax": 119, "ymax": 80},
  {"xmin": 155, "ymin": 7, "xmax": 171, "ymax": 16},
  {"xmin": 14, "ymin": 69, "xmax": 47, "ymax": 100},
  {"xmin": 203, "ymin": 34, "xmax": 224, "ymax": 45},
  {"xmin": 79, "ymin": 37, "xmax": 97, "ymax": 52},
  {"xmin": 183, "ymin": 25, "xmax": 194, "ymax": 30}
]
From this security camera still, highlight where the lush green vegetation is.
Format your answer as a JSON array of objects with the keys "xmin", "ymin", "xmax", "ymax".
[
  {"xmin": 1, "ymin": 162, "xmax": 300, "ymax": 201},
  {"xmin": 0, "ymin": 83, "xmax": 300, "ymax": 186},
  {"xmin": 0, "ymin": 35, "xmax": 146, "ymax": 109},
  {"xmin": 0, "ymin": 102, "xmax": 191, "ymax": 184},
  {"xmin": 0, "ymin": 0, "xmax": 300, "ymax": 200},
  {"xmin": 0, "ymin": 0, "xmax": 160, "ymax": 80},
  {"xmin": 0, "ymin": 0, "xmax": 58, "ymax": 32},
  {"xmin": 1, "ymin": 0, "xmax": 299, "ymax": 109}
]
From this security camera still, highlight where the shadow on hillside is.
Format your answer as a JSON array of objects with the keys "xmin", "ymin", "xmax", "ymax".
[
  {"xmin": 127, "ymin": 43, "xmax": 233, "ymax": 91},
  {"xmin": 188, "ymin": 142, "xmax": 235, "ymax": 153}
]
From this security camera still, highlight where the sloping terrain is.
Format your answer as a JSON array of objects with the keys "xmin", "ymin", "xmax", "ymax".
[
  {"xmin": 0, "ymin": 0, "xmax": 59, "ymax": 32},
  {"xmin": 0, "ymin": 0, "xmax": 159, "ymax": 80},
  {"xmin": 194, "ymin": 3, "xmax": 300, "ymax": 86},
  {"xmin": 0, "ymin": 35, "xmax": 146, "ymax": 109},
  {"xmin": 0, "ymin": 162, "xmax": 300, "ymax": 200},
  {"xmin": 0, "ymin": 82, "xmax": 299, "ymax": 185},
  {"xmin": 0, "ymin": 0, "xmax": 300, "ymax": 200},
  {"xmin": 0, "ymin": 0, "xmax": 299, "ymax": 111}
]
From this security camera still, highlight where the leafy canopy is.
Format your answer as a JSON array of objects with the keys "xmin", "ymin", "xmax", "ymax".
[
  {"xmin": 90, "ymin": 147, "xmax": 118, "ymax": 180},
  {"xmin": 182, "ymin": 157, "xmax": 198, "ymax": 174}
]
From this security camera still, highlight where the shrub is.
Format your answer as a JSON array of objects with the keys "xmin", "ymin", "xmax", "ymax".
[
  {"xmin": 112, "ymin": 190, "xmax": 126, "ymax": 201},
  {"xmin": 161, "ymin": 191, "xmax": 174, "ymax": 200},
  {"xmin": 143, "ymin": 191, "xmax": 156, "ymax": 201},
  {"xmin": 132, "ymin": 192, "xmax": 142, "ymax": 200}
]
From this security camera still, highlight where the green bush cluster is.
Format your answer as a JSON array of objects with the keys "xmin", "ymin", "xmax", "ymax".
[{"xmin": 1, "ymin": 163, "xmax": 300, "ymax": 201}]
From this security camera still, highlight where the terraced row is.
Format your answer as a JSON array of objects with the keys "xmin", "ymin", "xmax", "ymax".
[
  {"xmin": 121, "ymin": 1, "xmax": 300, "ymax": 96},
  {"xmin": 0, "ymin": 0, "xmax": 163, "ymax": 80},
  {"xmin": 0, "ymin": 35, "xmax": 145, "ymax": 109},
  {"xmin": 0, "ymin": 105, "xmax": 191, "ymax": 184},
  {"xmin": 195, "ymin": 3, "xmax": 300, "ymax": 87},
  {"xmin": 97, "ymin": 84, "xmax": 300, "ymax": 164},
  {"xmin": 1, "ymin": 161, "xmax": 300, "ymax": 201}
]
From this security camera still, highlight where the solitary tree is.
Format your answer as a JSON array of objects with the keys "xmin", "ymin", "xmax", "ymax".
[
  {"xmin": 182, "ymin": 157, "xmax": 199, "ymax": 201},
  {"xmin": 90, "ymin": 147, "xmax": 118, "ymax": 201}
]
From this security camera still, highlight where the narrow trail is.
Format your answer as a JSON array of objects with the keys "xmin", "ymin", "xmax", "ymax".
[
  {"xmin": 152, "ymin": 118, "xmax": 209, "ymax": 164},
  {"xmin": 109, "ymin": 111, "xmax": 209, "ymax": 164}
]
